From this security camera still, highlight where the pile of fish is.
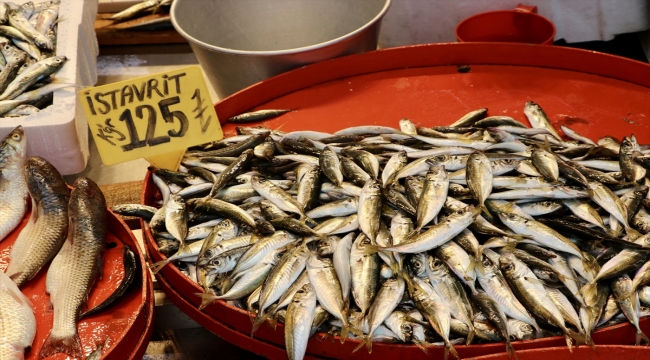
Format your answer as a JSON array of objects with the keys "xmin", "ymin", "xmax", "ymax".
[
  {"xmin": 0, "ymin": 125, "xmax": 134, "ymax": 360},
  {"xmin": 0, "ymin": 0, "xmax": 71, "ymax": 117},
  {"xmin": 121, "ymin": 101, "xmax": 650, "ymax": 360}
]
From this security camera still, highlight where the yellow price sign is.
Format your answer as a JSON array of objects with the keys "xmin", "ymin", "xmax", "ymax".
[{"xmin": 80, "ymin": 66, "xmax": 223, "ymax": 169}]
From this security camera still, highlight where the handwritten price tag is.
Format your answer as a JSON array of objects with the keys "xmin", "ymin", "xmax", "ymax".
[{"xmin": 80, "ymin": 66, "xmax": 223, "ymax": 169}]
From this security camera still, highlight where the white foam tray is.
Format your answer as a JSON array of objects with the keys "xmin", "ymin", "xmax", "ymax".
[{"xmin": 0, "ymin": 0, "xmax": 98, "ymax": 175}]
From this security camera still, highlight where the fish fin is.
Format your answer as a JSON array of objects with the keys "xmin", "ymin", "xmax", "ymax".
[
  {"xmin": 412, "ymin": 339, "xmax": 430, "ymax": 355},
  {"xmin": 507, "ymin": 234, "xmax": 533, "ymax": 241},
  {"xmin": 362, "ymin": 244, "xmax": 380, "ymax": 255},
  {"xmin": 565, "ymin": 328, "xmax": 585, "ymax": 346},
  {"xmin": 301, "ymin": 215, "xmax": 318, "ymax": 226},
  {"xmin": 480, "ymin": 205, "xmax": 494, "ymax": 221},
  {"xmin": 39, "ymin": 331, "xmax": 82, "ymax": 360},
  {"xmin": 585, "ymin": 333, "xmax": 597, "ymax": 351},
  {"xmin": 579, "ymin": 282, "xmax": 597, "ymax": 307},
  {"xmin": 250, "ymin": 313, "xmax": 268, "ymax": 337},
  {"xmin": 564, "ymin": 335, "xmax": 574, "ymax": 353},
  {"xmin": 636, "ymin": 328, "xmax": 650, "ymax": 345},
  {"xmin": 196, "ymin": 293, "xmax": 218, "ymax": 310},
  {"xmin": 465, "ymin": 322, "xmax": 476, "ymax": 345},
  {"xmin": 149, "ymin": 259, "xmax": 170, "ymax": 274},
  {"xmin": 506, "ymin": 340, "xmax": 519, "ymax": 360},
  {"xmin": 365, "ymin": 334, "xmax": 373, "ymax": 353},
  {"xmin": 615, "ymin": 289, "xmax": 635, "ymax": 303},
  {"xmin": 446, "ymin": 339, "xmax": 460, "ymax": 360}
]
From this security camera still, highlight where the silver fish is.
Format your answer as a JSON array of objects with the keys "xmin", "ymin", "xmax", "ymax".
[
  {"xmin": 0, "ymin": 126, "xmax": 27, "ymax": 242},
  {"xmin": 285, "ymin": 283, "xmax": 318, "ymax": 360}
]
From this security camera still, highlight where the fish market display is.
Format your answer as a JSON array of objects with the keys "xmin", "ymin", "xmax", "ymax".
[
  {"xmin": 127, "ymin": 101, "xmax": 650, "ymax": 360},
  {"xmin": 0, "ymin": 0, "xmax": 69, "ymax": 117},
  {"xmin": 0, "ymin": 126, "xmax": 139, "ymax": 360}
]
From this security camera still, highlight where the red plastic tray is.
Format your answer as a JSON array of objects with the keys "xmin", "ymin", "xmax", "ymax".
[
  {"xmin": 1, "ymin": 202, "xmax": 153, "ymax": 359},
  {"xmin": 466, "ymin": 345, "xmax": 650, "ymax": 360},
  {"xmin": 142, "ymin": 42, "xmax": 650, "ymax": 359}
]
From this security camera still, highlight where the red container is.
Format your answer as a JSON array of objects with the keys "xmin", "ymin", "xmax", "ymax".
[
  {"xmin": 143, "ymin": 42, "xmax": 650, "ymax": 359},
  {"xmin": 466, "ymin": 345, "xmax": 650, "ymax": 360},
  {"xmin": 1, "ymin": 200, "xmax": 154, "ymax": 359},
  {"xmin": 455, "ymin": 5, "xmax": 556, "ymax": 45}
]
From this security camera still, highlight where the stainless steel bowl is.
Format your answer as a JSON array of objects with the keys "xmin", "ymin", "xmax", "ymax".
[{"xmin": 171, "ymin": 0, "xmax": 391, "ymax": 99}]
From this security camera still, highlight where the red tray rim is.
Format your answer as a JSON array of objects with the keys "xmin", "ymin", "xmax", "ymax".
[{"xmin": 213, "ymin": 42, "xmax": 650, "ymax": 124}]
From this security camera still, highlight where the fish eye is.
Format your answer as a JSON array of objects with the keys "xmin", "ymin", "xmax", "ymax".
[
  {"xmin": 431, "ymin": 258, "xmax": 442, "ymax": 268},
  {"xmin": 402, "ymin": 324, "xmax": 412, "ymax": 332},
  {"xmin": 483, "ymin": 258, "xmax": 492, "ymax": 267},
  {"xmin": 543, "ymin": 201, "xmax": 552, "ymax": 206},
  {"xmin": 436, "ymin": 155, "xmax": 446, "ymax": 161},
  {"xmin": 11, "ymin": 133, "xmax": 20, "ymax": 140},
  {"xmin": 506, "ymin": 214, "xmax": 518, "ymax": 220},
  {"xmin": 214, "ymin": 259, "xmax": 222, "ymax": 266},
  {"xmin": 205, "ymin": 250, "xmax": 213, "ymax": 257},
  {"xmin": 503, "ymin": 264, "xmax": 514, "ymax": 271},
  {"xmin": 361, "ymin": 239, "xmax": 372, "ymax": 245}
]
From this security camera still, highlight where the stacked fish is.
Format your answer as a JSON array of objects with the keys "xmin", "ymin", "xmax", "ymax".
[
  {"xmin": 0, "ymin": 125, "xmax": 123, "ymax": 360},
  {"xmin": 0, "ymin": 0, "xmax": 68, "ymax": 117},
  {"xmin": 123, "ymin": 101, "xmax": 650, "ymax": 360}
]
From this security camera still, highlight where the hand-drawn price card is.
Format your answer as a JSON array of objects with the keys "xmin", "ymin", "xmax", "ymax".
[{"xmin": 80, "ymin": 66, "xmax": 223, "ymax": 169}]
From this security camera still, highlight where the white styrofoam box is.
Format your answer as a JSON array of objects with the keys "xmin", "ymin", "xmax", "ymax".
[{"xmin": 0, "ymin": 0, "xmax": 99, "ymax": 175}]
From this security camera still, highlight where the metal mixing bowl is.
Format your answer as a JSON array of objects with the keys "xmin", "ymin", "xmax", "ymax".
[{"xmin": 171, "ymin": 0, "xmax": 391, "ymax": 99}]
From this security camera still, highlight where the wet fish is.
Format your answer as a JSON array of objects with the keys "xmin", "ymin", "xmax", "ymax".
[
  {"xmin": 0, "ymin": 271, "xmax": 36, "ymax": 360},
  {"xmin": 6, "ymin": 156, "xmax": 69, "ymax": 287},
  {"xmin": 0, "ymin": 126, "xmax": 27, "ymax": 242},
  {"xmin": 40, "ymin": 178, "xmax": 107, "ymax": 359}
]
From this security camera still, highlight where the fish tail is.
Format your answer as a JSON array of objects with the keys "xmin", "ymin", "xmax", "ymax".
[
  {"xmin": 340, "ymin": 322, "xmax": 350, "ymax": 344},
  {"xmin": 39, "ymin": 331, "xmax": 83, "ymax": 360},
  {"xmin": 352, "ymin": 335, "xmax": 373, "ymax": 353},
  {"xmin": 585, "ymin": 333, "xmax": 597, "ymax": 351},
  {"xmin": 635, "ymin": 327, "xmax": 650, "ymax": 345},
  {"xmin": 466, "ymin": 322, "xmax": 476, "ymax": 345},
  {"xmin": 365, "ymin": 335, "xmax": 374, "ymax": 353},
  {"xmin": 506, "ymin": 340, "xmax": 519, "ymax": 360},
  {"xmin": 446, "ymin": 339, "xmax": 460, "ymax": 360},
  {"xmin": 251, "ymin": 309, "xmax": 274, "ymax": 337},
  {"xmin": 565, "ymin": 328, "xmax": 585, "ymax": 348},
  {"xmin": 196, "ymin": 292, "xmax": 219, "ymax": 310},
  {"xmin": 480, "ymin": 204, "xmax": 493, "ymax": 220},
  {"xmin": 412, "ymin": 339, "xmax": 430, "ymax": 355},
  {"xmin": 362, "ymin": 244, "xmax": 381, "ymax": 255},
  {"xmin": 150, "ymin": 259, "xmax": 170, "ymax": 274},
  {"xmin": 564, "ymin": 335, "xmax": 574, "ymax": 353}
]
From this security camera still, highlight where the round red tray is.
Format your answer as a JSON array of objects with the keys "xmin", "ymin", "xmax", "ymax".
[
  {"xmin": 1, "ymin": 201, "xmax": 154, "ymax": 359},
  {"xmin": 467, "ymin": 345, "xmax": 650, "ymax": 360},
  {"xmin": 142, "ymin": 42, "xmax": 650, "ymax": 359}
]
